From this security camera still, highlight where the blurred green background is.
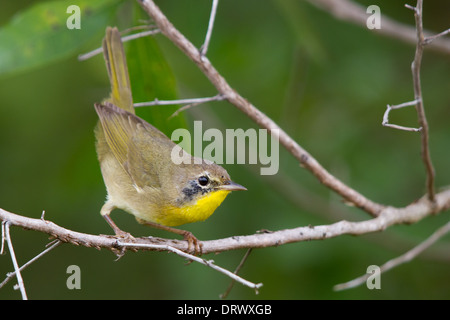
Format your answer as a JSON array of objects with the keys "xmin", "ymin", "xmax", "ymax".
[{"xmin": 0, "ymin": 0, "xmax": 449, "ymax": 300}]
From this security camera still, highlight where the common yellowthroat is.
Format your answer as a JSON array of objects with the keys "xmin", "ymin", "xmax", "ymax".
[{"xmin": 94, "ymin": 27, "xmax": 246, "ymax": 252}]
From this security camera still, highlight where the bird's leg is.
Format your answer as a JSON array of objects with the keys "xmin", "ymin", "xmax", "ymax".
[
  {"xmin": 137, "ymin": 219, "xmax": 203, "ymax": 255},
  {"xmin": 101, "ymin": 202, "xmax": 135, "ymax": 241}
]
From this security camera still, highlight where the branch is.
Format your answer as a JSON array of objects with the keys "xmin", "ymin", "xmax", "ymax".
[
  {"xmin": 200, "ymin": 0, "xmax": 219, "ymax": 57},
  {"xmin": 220, "ymin": 248, "xmax": 253, "ymax": 299},
  {"xmin": 78, "ymin": 28, "xmax": 161, "ymax": 61},
  {"xmin": 138, "ymin": 0, "xmax": 385, "ymax": 217},
  {"xmin": 407, "ymin": 1, "xmax": 436, "ymax": 201},
  {"xmin": 134, "ymin": 94, "xmax": 225, "ymax": 108},
  {"xmin": 0, "ymin": 240, "xmax": 61, "ymax": 290},
  {"xmin": 334, "ymin": 220, "xmax": 450, "ymax": 291},
  {"xmin": 115, "ymin": 241, "xmax": 262, "ymax": 292},
  {"xmin": 2, "ymin": 222, "xmax": 28, "ymax": 300},
  {"xmin": 306, "ymin": 0, "xmax": 450, "ymax": 55},
  {"xmin": 1, "ymin": 186, "xmax": 449, "ymax": 295},
  {"xmin": 134, "ymin": 94, "xmax": 226, "ymax": 118},
  {"xmin": 381, "ymin": 1, "xmax": 444, "ymax": 201},
  {"xmin": 424, "ymin": 28, "xmax": 450, "ymax": 45},
  {"xmin": 0, "ymin": 208, "xmax": 261, "ymax": 292},
  {"xmin": 2, "ymin": 188, "xmax": 450, "ymax": 254}
]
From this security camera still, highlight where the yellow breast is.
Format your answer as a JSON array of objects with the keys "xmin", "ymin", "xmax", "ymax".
[{"xmin": 158, "ymin": 190, "xmax": 231, "ymax": 226}]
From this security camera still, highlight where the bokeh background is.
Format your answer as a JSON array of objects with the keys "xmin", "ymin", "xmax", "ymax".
[{"xmin": 0, "ymin": 0, "xmax": 449, "ymax": 299}]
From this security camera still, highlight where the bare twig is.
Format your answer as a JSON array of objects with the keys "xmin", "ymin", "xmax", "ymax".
[
  {"xmin": 120, "ymin": 29, "xmax": 161, "ymax": 42},
  {"xmin": 200, "ymin": 0, "xmax": 219, "ymax": 57},
  {"xmin": 138, "ymin": 0, "xmax": 385, "ymax": 217},
  {"xmin": 407, "ymin": 0, "xmax": 436, "ymax": 201},
  {"xmin": 120, "ymin": 24, "xmax": 156, "ymax": 34},
  {"xmin": 382, "ymin": 100, "xmax": 422, "ymax": 132},
  {"xmin": 385, "ymin": 100, "xmax": 420, "ymax": 111},
  {"xmin": 78, "ymin": 29, "xmax": 161, "ymax": 61},
  {"xmin": 382, "ymin": 122, "xmax": 421, "ymax": 132},
  {"xmin": 138, "ymin": 94, "xmax": 227, "ymax": 119},
  {"xmin": 2, "ymin": 222, "xmax": 27, "ymax": 300},
  {"xmin": 134, "ymin": 94, "xmax": 225, "ymax": 108},
  {"xmin": 334, "ymin": 220, "xmax": 450, "ymax": 291},
  {"xmin": 382, "ymin": 1, "xmax": 438, "ymax": 201},
  {"xmin": 0, "ymin": 221, "xmax": 5, "ymax": 255},
  {"xmin": 220, "ymin": 248, "xmax": 253, "ymax": 299},
  {"xmin": 115, "ymin": 241, "xmax": 262, "ymax": 292},
  {"xmin": 306, "ymin": 0, "xmax": 450, "ymax": 55},
  {"xmin": 424, "ymin": 28, "xmax": 450, "ymax": 45},
  {"xmin": 168, "ymin": 102, "xmax": 201, "ymax": 119},
  {"xmin": 0, "ymin": 240, "xmax": 61, "ymax": 290}
]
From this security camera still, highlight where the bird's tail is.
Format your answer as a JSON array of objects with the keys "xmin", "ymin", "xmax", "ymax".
[{"xmin": 102, "ymin": 27, "xmax": 134, "ymax": 114}]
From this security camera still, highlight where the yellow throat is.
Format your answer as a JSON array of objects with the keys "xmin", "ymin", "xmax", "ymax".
[{"xmin": 160, "ymin": 190, "xmax": 231, "ymax": 227}]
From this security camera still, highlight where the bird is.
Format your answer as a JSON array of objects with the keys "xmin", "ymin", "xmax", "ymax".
[{"xmin": 94, "ymin": 27, "xmax": 246, "ymax": 253}]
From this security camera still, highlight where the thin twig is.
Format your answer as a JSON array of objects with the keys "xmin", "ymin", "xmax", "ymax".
[
  {"xmin": 424, "ymin": 28, "xmax": 450, "ymax": 45},
  {"xmin": 220, "ymin": 248, "xmax": 253, "ymax": 299},
  {"xmin": 78, "ymin": 29, "xmax": 161, "ymax": 61},
  {"xmin": 307, "ymin": 0, "xmax": 450, "ymax": 54},
  {"xmin": 3, "ymin": 222, "xmax": 27, "ymax": 300},
  {"xmin": 0, "ymin": 240, "xmax": 61, "ymax": 290},
  {"xmin": 200, "ymin": 0, "xmax": 219, "ymax": 57},
  {"xmin": 389, "ymin": 99, "xmax": 421, "ymax": 110},
  {"xmin": 120, "ymin": 24, "xmax": 156, "ymax": 34},
  {"xmin": 408, "ymin": 0, "xmax": 436, "ymax": 201},
  {"xmin": 404, "ymin": 4, "xmax": 416, "ymax": 11},
  {"xmin": 120, "ymin": 29, "xmax": 161, "ymax": 43},
  {"xmin": 334, "ymin": 220, "xmax": 450, "ymax": 291},
  {"xmin": 382, "ymin": 100, "xmax": 422, "ymax": 132},
  {"xmin": 116, "ymin": 241, "xmax": 263, "ymax": 292},
  {"xmin": 0, "ymin": 221, "xmax": 5, "ymax": 255},
  {"xmin": 382, "ymin": 122, "xmax": 421, "ymax": 132},
  {"xmin": 168, "ymin": 102, "xmax": 201, "ymax": 119},
  {"xmin": 134, "ymin": 94, "xmax": 225, "ymax": 108}
]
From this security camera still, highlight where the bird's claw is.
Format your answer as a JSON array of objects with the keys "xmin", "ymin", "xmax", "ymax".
[{"xmin": 182, "ymin": 231, "xmax": 203, "ymax": 256}]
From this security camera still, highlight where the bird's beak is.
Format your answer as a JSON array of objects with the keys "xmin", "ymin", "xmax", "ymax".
[{"xmin": 218, "ymin": 181, "xmax": 247, "ymax": 191}]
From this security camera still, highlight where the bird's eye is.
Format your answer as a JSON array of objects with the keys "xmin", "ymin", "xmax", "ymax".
[{"xmin": 198, "ymin": 176, "xmax": 209, "ymax": 186}]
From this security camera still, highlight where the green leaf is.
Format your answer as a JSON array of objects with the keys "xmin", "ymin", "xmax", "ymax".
[
  {"xmin": 0, "ymin": 0, "xmax": 121, "ymax": 77},
  {"xmin": 126, "ymin": 4, "xmax": 187, "ymax": 135}
]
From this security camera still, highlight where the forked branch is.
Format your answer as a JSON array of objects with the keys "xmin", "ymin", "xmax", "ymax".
[
  {"xmin": 406, "ymin": 1, "xmax": 435, "ymax": 201},
  {"xmin": 2, "ymin": 187, "xmax": 450, "ymax": 254}
]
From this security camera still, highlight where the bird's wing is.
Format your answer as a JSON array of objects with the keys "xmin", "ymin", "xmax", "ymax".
[{"xmin": 94, "ymin": 102, "xmax": 175, "ymax": 189}]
